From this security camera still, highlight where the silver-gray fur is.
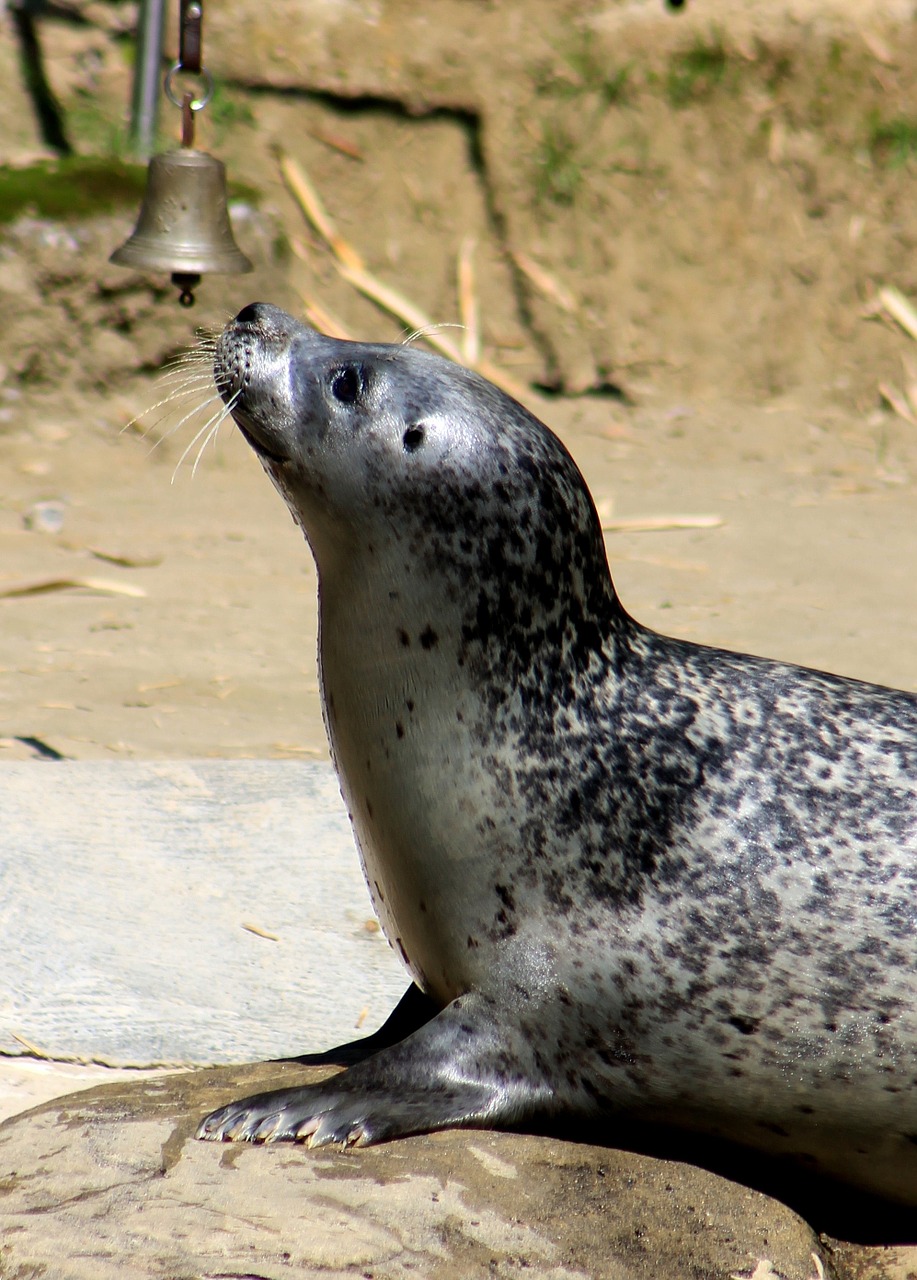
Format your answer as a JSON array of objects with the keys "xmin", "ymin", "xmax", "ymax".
[{"xmin": 196, "ymin": 303, "xmax": 917, "ymax": 1210}]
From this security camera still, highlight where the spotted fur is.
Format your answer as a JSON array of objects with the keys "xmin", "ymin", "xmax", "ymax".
[{"xmin": 198, "ymin": 304, "xmax": 917, "ymax": 1207}]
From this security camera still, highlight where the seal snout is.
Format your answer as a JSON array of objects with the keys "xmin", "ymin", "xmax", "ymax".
[
  {"xmin": 213, "ymin": 302, "xmax": 301, "ymax": 465},
  {"xmin": 214, "ymin": 302, "xmax": 302, "ymax": 401},
  {"xmin": 213, "ymin": 321, "xmax": 250, "ymax": 406}
]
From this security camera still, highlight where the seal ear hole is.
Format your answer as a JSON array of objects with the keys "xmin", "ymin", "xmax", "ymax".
[
  {"xmin": 403, "ymin": 425, "xmax": 425, "ymax": 453},
  {"xmin": 331, "ymin": 365, "xmax": 363, "ymax": 404}
]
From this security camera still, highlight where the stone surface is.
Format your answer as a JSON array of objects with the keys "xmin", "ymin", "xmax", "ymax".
[
  {"xmin": 0, "ymin": 1063, "xmax": 831, "ymax": 1280},
  {"xmin": 0, "ymin": 761, "xmax": 405, "ymax": 1066}
]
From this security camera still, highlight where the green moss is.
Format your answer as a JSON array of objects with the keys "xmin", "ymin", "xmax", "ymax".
[
  {"xmin": 0, "ymin": 155, "xmax": 261, "ymax": 227},
  {"xmin": 537, "ymin": 38, "xmax": 630, "ymax": 107},
  {"xmin": 868, "ymin": 114, "xmax": 917, "ymax": 168},
  {"xmin": 666, "ymin": 36, "xmax": 730, "ymax": 107},
  {"xmin": 208, "ymin": 84, "xmax": 256, "ymax": 134},
  {"xmin": 764, "ymin": 49, "xmax": 794, "ymax": 92},
  {"xmin": 534, "ymin": 122, "xmax": 583, "ymax": 207},
  {"xmin": 0, "ymin": 157, "xmax": 148, "ymax": 225}
]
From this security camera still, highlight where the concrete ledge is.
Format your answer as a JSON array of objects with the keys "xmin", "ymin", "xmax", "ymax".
[{"xmin": 0, "ymin": 761, "xmax": 406, "ymax": 1066}]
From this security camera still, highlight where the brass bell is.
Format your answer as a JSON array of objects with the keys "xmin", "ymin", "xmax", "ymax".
[{"xmin": 110, "ymin": 147, "xmax": 252, "ymax": 305}]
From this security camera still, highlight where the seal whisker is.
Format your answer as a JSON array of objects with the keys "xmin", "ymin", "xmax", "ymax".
[
  {"xmin": 121, "ymin": 328, "xmax": 227, "ymax": 451},
  {"xmin": 401, "ymin": 322, "xmax": 464, "ymax": 348},
  {"xmin": 156, "ymin": 330, "xmax": 223, "ymax": 385},
  {"xmin": 170, "ymin": 410, "xmax": 224, "ymax": 481},
  {"xmin": 120, "ymin": 388, "xmax": 208, "ymax": 446},
  {"xmin": 146, "ymin": 391, "xmax": 221, "ymax": 458},
  {"xmin": 152, "ymin": 371, "xmax": 217, "ymax": 402},
  {"xmin": 159, "ymin": 330, "xmax": 220, "ymax": 371},
  {"xmin": 126, "ymin": 378, "xmax": 222, "ymax": 450},
  {"xmin": 169, "ymin": 391, "xmax": 241, "ymax": 482},
  {"xmin": 190, "ymin": 395, "xmax": 239, "ymax": 478},
  {"xmin": 156, "ymin": 360, "xmax": 216, "ymax": 385}
]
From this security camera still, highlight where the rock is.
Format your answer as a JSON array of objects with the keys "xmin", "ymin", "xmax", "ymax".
[
  {"xmin": 828, "ymin": 1243, "xmax": 917, "ymax": 1280},
  {"xmin": 0, "ymin": 1062, "xmax": 830, "ymax": 1280}
]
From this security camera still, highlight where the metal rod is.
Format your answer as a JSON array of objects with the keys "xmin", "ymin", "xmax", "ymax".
[{"xmin": 128, "ymin": 0, "xmax": 168, "ymax": 158}]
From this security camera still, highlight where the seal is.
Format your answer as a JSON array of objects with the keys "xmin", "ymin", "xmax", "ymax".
[{"xmin": 196, "ymin": 302, "xmax": 917, "ymax": 1209}]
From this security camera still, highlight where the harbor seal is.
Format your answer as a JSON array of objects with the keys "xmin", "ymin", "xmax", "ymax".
[{"xmin": 196, "ymin": 302, "xmax": 917, "ymax": 1209}]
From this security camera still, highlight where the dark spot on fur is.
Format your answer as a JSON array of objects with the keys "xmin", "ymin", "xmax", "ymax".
[
  {"xmin": 397, "ymin": 628, "xmax": 410, "ymax": 647},
  {"xmin": 495, "ymin": 883, "xmax": 516, "ymax": 911},
  {"xmin": 420, "ymin": 625, "xmax": 439, "ymax": 649},
  {"xmin": 396, "ymin": 722, "xmax": 405, "ymax": 739},
  {"xmin": 727, "ymin": 1015, "xmax": 760, "ymax": 1036}
]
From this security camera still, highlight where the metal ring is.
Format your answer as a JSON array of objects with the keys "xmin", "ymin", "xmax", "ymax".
[{"xmin": 164, "ymin": 62, "xmax": 214, "ymax": 112}]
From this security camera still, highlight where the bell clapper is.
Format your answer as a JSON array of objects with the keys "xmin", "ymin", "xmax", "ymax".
[{"xmin": 173, "ymin": 272, "xmax": 201, "ymax": 306}]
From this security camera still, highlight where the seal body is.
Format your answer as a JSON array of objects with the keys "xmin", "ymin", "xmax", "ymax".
[{"xmin": 197, "ymin": 303, "xmax": 917, "ymax": 1208}]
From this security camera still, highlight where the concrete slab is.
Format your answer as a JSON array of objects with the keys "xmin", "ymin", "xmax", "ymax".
[{"xmin": 0, "ymin": 761, "xmax": 406, "ymax": 1066}]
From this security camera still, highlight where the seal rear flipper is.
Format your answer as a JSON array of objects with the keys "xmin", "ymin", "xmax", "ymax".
[
  {"xmin": 282, "ymin": 983, "xmax": 440, "ymax": 1067},
  {"xmin": 197, "ymin": 991, "xmax": 550, "ymax": 1146}
]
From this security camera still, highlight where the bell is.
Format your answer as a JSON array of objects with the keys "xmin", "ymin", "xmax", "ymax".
[{"xmin": 110, "ymin": 147, "xmax": 252, "ymax": 305}]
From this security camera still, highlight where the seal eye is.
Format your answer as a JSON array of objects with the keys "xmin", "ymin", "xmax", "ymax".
[
  {"xmin": 403, "ymin": 425, "xmax": 425, "ymax": 453},
  {"xmin": 331, "ymin": 366, "xmax": 362, "ymax": 404}
]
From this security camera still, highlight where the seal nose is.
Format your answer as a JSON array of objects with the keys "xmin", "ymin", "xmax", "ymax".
[
  {"xmin": 235, "ymin": 302, "xmax": 265, "ymax": 325},
  {"xmin": 232, "ymin": 302, "xmax": 304, "ymax": 343},
  {"xmin": 234, "ymin": 301, "xmax": 291, "ymax": 326}
]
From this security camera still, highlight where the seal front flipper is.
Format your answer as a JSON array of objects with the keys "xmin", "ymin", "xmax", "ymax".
[
  {"xmin": 284, "ymin": 983, "xmax": 439, "ymax": 1067},
  {"xmin": 197, "ymin": 991, "xmax": 550, "ymax": 1146}
]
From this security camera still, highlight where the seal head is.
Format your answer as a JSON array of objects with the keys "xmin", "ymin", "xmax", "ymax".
[{"xmin": 198, "ymin": 303, "xmax": 917, "ymax": 1211}]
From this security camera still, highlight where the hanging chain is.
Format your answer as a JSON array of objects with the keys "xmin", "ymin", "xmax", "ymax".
[{"xmin": 163, "ymin": 0, "xmax": 212, "ymax": 146}]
